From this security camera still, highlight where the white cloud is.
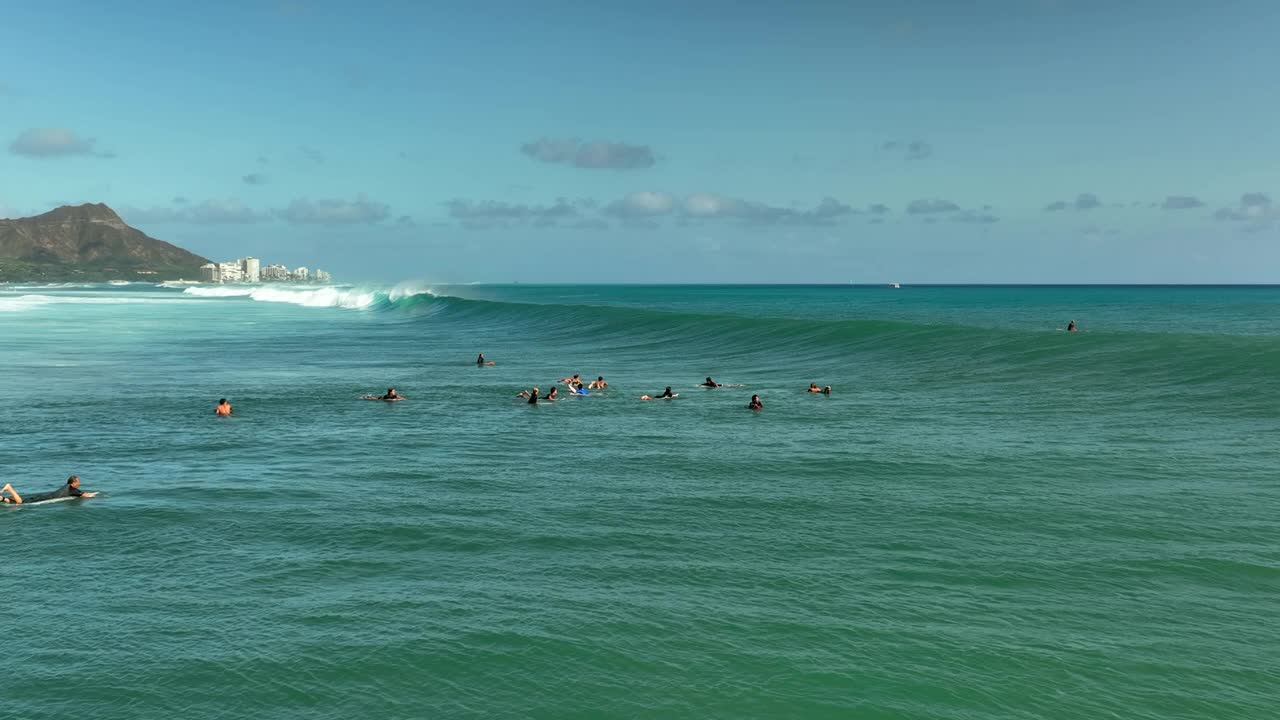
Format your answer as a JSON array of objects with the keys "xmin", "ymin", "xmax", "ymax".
[
  {"xmin": 444, "ymin": 198, "xmax": 589, "ymax": 229},
  {"xmin": 9, "ymin": 128, "xmax": 107, "ymax": 158},
  {"xmin": 1213, "ymin": 192, "xmax": 1276, "ymax": 229},
  {"xmin": 604, "ymin": 191, "xmax": 675, "ymax": 218},
  {"xmin": 906, "ymin": 198, "xmax": 961, "ymax": 214},
  {"xmin": 276, "ymin": 196, "xmax": 390, "ymax": 224},
  {"xmin": 1045, "ymin": 193, "xmax": 1102, "ymax": 212}
]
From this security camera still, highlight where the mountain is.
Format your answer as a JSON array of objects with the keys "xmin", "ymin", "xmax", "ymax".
[{"xmin": 0, "ymin": 203, "xmax": 209, "ymax": 281}]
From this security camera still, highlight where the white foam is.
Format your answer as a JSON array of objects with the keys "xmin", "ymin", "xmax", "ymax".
[
  {"xmin": 0, "ymin": 294, "xmax": 58, "ymax": 312},
  {"xmin": 183, "ymin": 284, "xmax": 385, "ymax": 309},
  {"xmin": 0, "ymin": 294, "xmax": 184, "ymax": 311}
]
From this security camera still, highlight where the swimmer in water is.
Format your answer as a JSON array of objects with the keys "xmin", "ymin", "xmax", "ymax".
[
  {"xmin": 701, "ymin": 377, "xmax": 722, "ymax": 388},
  {"xmin": 363, "ymin": 388, "xmax": 405, "ymax": 401},
  {"xmin": 807, "ymin": 383, "xmax": 822, "ymax": 393},
  {"xmin": 476, "ymin": 353, "xmax": 496, "ymax": 366},
  {"xmin": 1, "ymin": 476, "xmax": 97, "ymax": 505},
  {"xmin": 215, "ymin": 398, "xmax": 232, "ymax": 416},
  {"xmin": 641, "ymin": 387, "xmax": 676, "ymax": 400},
  {"xmin": 747, "ymin": 395, "xmax": 763, "ymax": 410},
  {"xmin": 822, "ymin": 386, "xmax": 832, "ymax": 395},
  {"xmin": 588, "ymin": 376, "xmax": 608, "ymax": 390},
  {"xmin": 1067, "ymin": 320, "xmax": 1077, "ymax": 332}
]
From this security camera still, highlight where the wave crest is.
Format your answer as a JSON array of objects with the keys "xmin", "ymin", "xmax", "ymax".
[{"xmin": 182, "ymin": 284, "xmax": 435, "ymax": 310}]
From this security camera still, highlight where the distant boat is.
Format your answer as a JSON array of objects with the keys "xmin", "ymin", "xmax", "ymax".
[{"xmin": 889, "ymin": 282, "xmax": 901, "ymax": 289}]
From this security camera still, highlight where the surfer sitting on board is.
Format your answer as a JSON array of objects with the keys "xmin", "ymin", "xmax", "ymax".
[
  {"xmin": 476, "ymin": 353, "xmax": 496, "ymax": 366},
  {"xmin": 588, "ymin": 376, "xmax": 608, "ymax": 390},
  {"xmin": 747, "ymin": 395, "xmax": 763, "ymax": 410},
  {"xmin": 807, "ymin": 383, "xmax": 822, "ymax": 393},
  {"xmin": 215, "ymin": 398, "xmax": 232, "ymax": 416},
  {"xmin": 1, "ymin": 476, "xmax": 97, "ymax": 505},
  {"xmin": 641, "ymin": 387, "xmax": 677, "ymax": 401},
  {"xmin": 1067, "ymin": 320, "xmax": 1077, "ymax": 332},
  {"xmin": 702, "ymin": 377, "xmax": 722, "ymax": 388},
  {"xmin": 363, "ymin": 388, "xmax": 405, "ymax": 401}
]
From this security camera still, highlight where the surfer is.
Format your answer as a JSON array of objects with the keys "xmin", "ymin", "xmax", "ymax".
[
  {"xmin": 1067, "ymin": 320, "xmax": 1078, "ymax": 332},
  {"xmin": 822, "ymin": 386, "xmax": 832, "ymax": 395},
  {"xmin": 518, "ymin": 387, "xmax": 541, "ymax": 404},
  {"xmin": 747, "ymin": 395, "xmax": 763, "ymax": 410},
  {"xmin": 363, "ymin": 388, "xmax": 405, "ymax": 401},
  {"xmin": 214, "ymin": 398, "xmax": 232, "ymax": 416},
  {"xmin": 701, "ymin": 377, "xmax": 722, "ymax": 388},
  {"xmin": 641, "ymin": 387, "xmax": 676, "ymax": 400},
  {"xmin": 544, "ymin": 387, "xmax": 559, "ymax": 402},
  {"xmin": 476, "ymin": 353, "xmax": 496, "ymax": 366},
  {"xmin": 1, "ymin": 476, "xmax": 97, "ymax": 505},
  {"xmin": 588, "ymin": 376, "xmax": 608, "ymax": 390}
]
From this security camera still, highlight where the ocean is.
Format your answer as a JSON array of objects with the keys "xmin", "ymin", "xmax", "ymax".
[{"xmin": 1, "ymin": 282, "xmax": 1277, "ymax": 719}]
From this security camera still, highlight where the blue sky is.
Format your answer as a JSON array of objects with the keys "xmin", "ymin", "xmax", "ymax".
[{"xmin": 2, "ymin": 0, "xmax": 1278, "ymax": 283}]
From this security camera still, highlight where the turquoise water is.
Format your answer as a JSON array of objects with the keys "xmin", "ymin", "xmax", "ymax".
[{"xmin": 2, "ymin": 282, "xmax": 1278, "ymax": 719}]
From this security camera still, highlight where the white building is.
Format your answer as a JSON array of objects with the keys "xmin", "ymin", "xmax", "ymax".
[
  {"xmin": 200, "ymin": 263, "xmax": 220, "ymax": 282},
  {"xmin": 314, "ymin": 269, "xmax": 332, "ymax": 284},
  {"xmin": 217, "ymin": 262, "xmax": 243, "ymax": 283},
  {"xmin": 293, "ymin": 266, "xmax": 310, "ymax": 282},
  {"xmin": 261, "ymin": 264, "xmax": 290, "ymax": 281},
  {"xmin": 240, "ymin": 257, "xmax": 260, "ymax": 283}
]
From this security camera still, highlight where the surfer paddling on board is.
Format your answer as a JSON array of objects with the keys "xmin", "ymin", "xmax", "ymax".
[
  {"xmin": 1, "ymin": 476, "xmax": 97, "ymax": 505},
  {"xmin": 215, "ymin": 398, "xmax": 232, "ymax": 416},
  {"xmin": 701, "ymin": 377, "xmax": 722, "ymax": 388},
  {"xmin": 518, "ymin": 387, "xmax": 541, "ymax": 404},
  {"xmin": 641, "ymin": 387, "xmax": 677, "ymax": 401},
  {"xmin": 588, "ymin": 376, "xmax": 608, "ymax": 390},
  {"xmin": 363, "ymin": 388, "xmax": 406, "ymax": 401},
  {"xmin": 476, "ymin": 353, "xmax": 496, "ymax": 366}
]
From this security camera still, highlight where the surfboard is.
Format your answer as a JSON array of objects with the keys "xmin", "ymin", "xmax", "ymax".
[{"xmin": 5, "ymin": 496, "xmax": 82, "ymax": 507}]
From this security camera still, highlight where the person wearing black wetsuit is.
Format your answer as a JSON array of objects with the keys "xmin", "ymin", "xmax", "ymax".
[
  {"xmin": 702, "ymin": 377, "xmax": 721, "ymax": 388},
  {"xmin": 1, "ymin": 476, "xmax": 96, "ymax": 505},
  {"xmin": 658, "ymin": 386, "xmax": 674, "ymax": 398},
  {"xmin": 528, "ymin": 387, "xmax": 540, "ymax": 405}
]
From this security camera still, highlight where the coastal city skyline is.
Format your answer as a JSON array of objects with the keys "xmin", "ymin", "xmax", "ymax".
[{"xmin": 199, "ymin": 256, "xmax": 332, "ymax": 284}]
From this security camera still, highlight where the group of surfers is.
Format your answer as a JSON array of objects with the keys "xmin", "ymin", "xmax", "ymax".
[
  {"xmin": 213, "ymin": 354, "xmax": 835, "ymax": 416},
  {"xmin": 517, "ymin": 372, "xmax": 828, "ymax": 411}
]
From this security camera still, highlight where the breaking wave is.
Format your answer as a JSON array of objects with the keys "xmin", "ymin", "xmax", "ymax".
[{"xmin": 182, "ymin": 284, "xmax": 435, "ymax": 310}]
